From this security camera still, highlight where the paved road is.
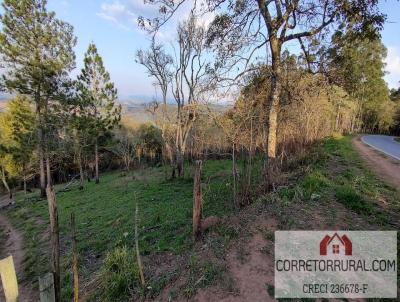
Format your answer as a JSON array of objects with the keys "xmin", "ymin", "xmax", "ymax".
[{"xmin": 361, "ymin": 135, "xmax": 400, "ymax": 161}]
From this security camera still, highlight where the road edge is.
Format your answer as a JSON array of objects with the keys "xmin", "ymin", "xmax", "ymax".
[
  {"xmin": 352, "ymin": 136, "xmax": 400, "ymax": 190},
  {"xmin": 360, "ymin": 135, "xmax": 400, "ymax": 161}
]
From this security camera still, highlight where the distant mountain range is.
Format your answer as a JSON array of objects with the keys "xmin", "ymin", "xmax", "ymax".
[
  {"xmin": 119, "ymin": 94, "xmax": 159, "ymax": 104},
  {"xmin": 122, "ymin": 100, "xmax": 229, "ymax": 124},
  {"xmin": 0, "ymin": 93, "xmax": 229, "ymax": 118}
]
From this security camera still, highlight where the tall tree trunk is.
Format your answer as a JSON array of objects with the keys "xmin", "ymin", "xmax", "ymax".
[
  {"xmin": 78, "ymin": 150, "xmax": 84, "ymax": 190},
  {"xmin": 247, "ymin": 117, "xmax": 253, "ymax": 189},
  {"xmin": 161, "ymin": 95, "xmax": 171, "ymax": 180},
  {"xmin": 350, "ymin": 111, "xmax": 356, "ymax": 134},
  {"xmin": 46, "ymin": 153, "xmax": 52, "ymax": 188},
  {"xmin": 266, "ymin": 39, "xmax": 281, "ymax": 159},
  {"xmin": 1, "ymin": 167, "xmax": 12, "ymax": 199},
  {"xmin": 38, "ymin": 125, "xmax": 46, "ymax": 198},
  {"xmin": 95, "ymin": 141, "xmax": 99, "ymax": 184},
  {"xmin": 39, "ymin": 147, "xmax": 46, "ymax": 197},
  {"xmin": 232, "ymin": 143, "xmax": 237, "ymax": 209},
  {"xmin": 176, "ymin": 149, "xmax": 184, "ymax": 178},
  {"xmin": 35, "ymin": 100, "xmax": 47, "ymax": 198},
  {"xmin": 23, "ymin": 165, "xmax": 27, "ymax": 195},
  {"xmin": 335, "ymin": 104, "xmax": 341, "ymax": 131},
  {"xmin": 171, "ymin": 154, "xmax": 177, "ymax": 179}
]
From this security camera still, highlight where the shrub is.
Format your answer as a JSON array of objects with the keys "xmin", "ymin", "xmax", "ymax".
[
  {"xmin": 301, "ymin": 171, "xmax": 329, "ymax": 199},
  {"xmin": 100, "ymin": 246, "xmax": 140, "ymax": 301},
  {"xmin": 335, "ymin": 185, "xmax": 372, "ymax": 215}
]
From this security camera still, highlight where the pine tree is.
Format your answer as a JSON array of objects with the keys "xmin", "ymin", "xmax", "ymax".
[
  {"xmin": 0, "ymin": 0, "xmax": 77, "ymax": 197},
  {"xmin": 66, "ymin": 88, "xmax": 92, "ymax": 190},
  {"xmin": 77, "ymin": 43, "xmax": 121, "ymax": 184},
  {"xmin": 0, "ymin": 2, "xmax": 76, "ymax": 300}
]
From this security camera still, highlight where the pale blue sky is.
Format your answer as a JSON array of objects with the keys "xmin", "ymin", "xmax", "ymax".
[{"xmin": 12, "ymin": 1, "xmax": 400, "ymax": 99}]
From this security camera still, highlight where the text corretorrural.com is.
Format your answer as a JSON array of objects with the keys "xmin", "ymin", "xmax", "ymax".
[
  {"xmin": 276, "ymin": 258, "xmax": 396, "ymax": 272},
  {"xmin": 274, "ymin": 231, "xmax": 397, "ymax": 299}
]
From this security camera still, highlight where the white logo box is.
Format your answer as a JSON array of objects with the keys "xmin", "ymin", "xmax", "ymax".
[{"xmin": 274, "ymin": 231, "xmax": 397, "ymax": 298}]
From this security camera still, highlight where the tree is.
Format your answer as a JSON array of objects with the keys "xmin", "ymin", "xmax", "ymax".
[
  {"xmin": 389, "ymin": 85, "xmax": 400, "ymax": 135},
  {"xmin": 0, "ymin": 152, "xmax": 14, "ymax": 199},
  {"xmin": 136, "ymin": 40, "xmax": 173, "ymax": 171},
  {"xmin": 135, "ymin": 123, "xmax": 163, "ymax": 164},
  {"xmin": 138, "ymin": 14, "xmax": 210, "ymax": 177},
  {"xmin": 112, "ymin": 125, "xmax": 136, "ymax": 171},
  {"xmin": 328, "ymin": 31, "xmax": 390, "ymax": 132},
  {"xmin": 66, "ymin": 89, "xmax": 92, "ymax": 190},
  {"xmin": 0, "ymin": 110, "xmax": 14, "ymax": 199},
  {"xmin": 0, "ymin": 96, "xmax": 36, "ymax": 196},
  {"xmin": 77, "ymin": 43, "xmax": 121, "ymax": 184},
  {"xmin": 0, "ymin": 2, "xmax": 76, "ymax": 300},
  {"xmin": 390, "ymin": 86, "xmax": 400, "ymax": 103},
  {"xmin": 141, "ymin": 0, "xmax": 385, "ymax": 159},
  {"xmin": 0, "ymin": 0, "xmax": 77, "ymax": 197},
  {"xmin": 136, "ymin": 40, "xmax": 173, "ymax": 127}
]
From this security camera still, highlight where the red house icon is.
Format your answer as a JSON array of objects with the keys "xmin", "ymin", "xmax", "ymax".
[{"xmin": 320, "ymin": 233, "xmax": 352, "ymax": 256}]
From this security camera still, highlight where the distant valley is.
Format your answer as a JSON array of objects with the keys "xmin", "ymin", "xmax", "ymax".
[{"xmin": 1, "ymin": 96, "xmax": 229, "ymax": 121}]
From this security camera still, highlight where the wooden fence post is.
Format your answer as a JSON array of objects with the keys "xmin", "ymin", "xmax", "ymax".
[
  {"xmin": 70, "ymin": 212, "xmax": 79, "ymax": 302},
  {"xmin": 39, "ymin": 273, "xmax": 55, "ymax": 302},
  {"xmin": 193, "ymin": 160, "xmax": 202, "ymax": 241},
  {"xmin": 0, "ymin": 255, "xmax": 18, "ymax": 302},
  {"xmin": 46, "ymin": 186, "xmax": 60, "ymax": 302},
  {"xmin": 134, "ymin": 201, "xmax": 145, "ymax": 286}
]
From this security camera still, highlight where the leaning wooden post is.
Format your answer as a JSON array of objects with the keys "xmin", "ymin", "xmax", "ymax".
[
  {"xmin": 134, "ymin": 200, "xmax": 145, "ymax": 286},
  {"xmin": 46, "ymin": 186, "xmax": 61, "ymax": 302},
  {"xmin": 192, "ymin": 160, "xmax": 203, "ymax": 241},
  {"xmin": 70, "ymin": 212, "xmax": 79, "ymax": 302}
]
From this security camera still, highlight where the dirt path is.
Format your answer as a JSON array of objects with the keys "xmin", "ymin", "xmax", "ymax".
[
  {"xmin": 352, "ymin": 136, "xmax": 400, "ymax": 189},
  {"xmin": 0, "ymin": 197, "xmax": 38, "ymax": 301},
  {"xmin": 194, "ymin": 217, "xmax": 277, "ymax": 302}
]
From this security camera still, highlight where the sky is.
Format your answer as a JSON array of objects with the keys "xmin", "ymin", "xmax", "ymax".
[
  {"xmin": 6, "ymin": 1, "xmax": 400, "ymax": 100},
  {"xmin": 46, "ymin": 0, "xmax": 204, "ymax": 101}
]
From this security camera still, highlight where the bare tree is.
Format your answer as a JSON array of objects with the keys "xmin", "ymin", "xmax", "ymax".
[
  {"xmin": 137, "ymin": 14, "xmax": 211, "ymax": 177},
  {"xmin": 140, "ymin": 0, "xmax": 385, "ymax": 159},
  {"xmin": 170, "ymin": 15, "xmax": 210, "ymax": 177},
  {"xmin": 136, "ymin": 40, "xmax": 173, "ymax": 133},
  {"xmin": 136, "ymin": 40, "xmax": 173, "ymax": 171}
]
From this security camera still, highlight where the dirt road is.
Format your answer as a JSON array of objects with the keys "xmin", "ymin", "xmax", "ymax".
[
  {"xmin": 0, "ymin": 198, "xmax": 38, "ymax": 301},
  {"xmin": 352, "ymin": 136, "xmax": 400, "ymax": 189}
]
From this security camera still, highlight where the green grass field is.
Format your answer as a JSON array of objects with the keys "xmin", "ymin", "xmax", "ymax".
[
  {"xmin": 278, "ymin": 135, "xmax": 399, "ymax": 217},
  {"xmin": 4, "ymin": 136, "xmax": 400, "ymax": 300},
  {"xmin": 6, "ymin": 159, "xmax": 241, "ymax": 299},
  {"xmin": 278, "ymin": 135, "xmax": 399, "ymax": 233},
  {"xmin": 322, "ymin": 136, "xmax": 399, "ymax": 214}
]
